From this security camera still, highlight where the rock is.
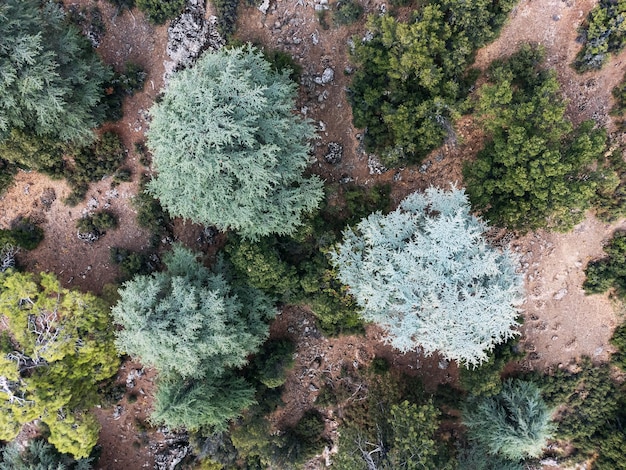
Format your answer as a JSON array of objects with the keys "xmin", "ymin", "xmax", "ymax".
[
  {"xmin": 309, "ymin": 383, "xmax": 319, "ymax": 392},
  {"xmin": 324, "ymin": 142, "xmax": 343, "ymax": 164},
  {"xmin": 438, "ymin": 359, "xmax": 449, "ymax": 370},
  {"xmin": 164, "ymin": 1, "xmax": 225, "ymax": 82},
  {"xmin": 367, "ymin": 155, "xmax": 387, "ymax": 175},
  {"xmin": 318, "ymin": 90, "xmax": 329, "ymax": 102},
  {"xmin": 311, "ymin": 31, "xmax": 320, "ymax": 45},
  {"xmin": 258, "ymin": 0, "xmax": 270, "ymax": 14},
  {"xmin": 553, "ymin": 288, "xmax": 568, "ymax": 300},
  {"xmin": 314, "ymin": 67, "xmax": 334, "ymax": 85},
  {"xmin": 419, "ymin": 160, "xmax": 432, "ymax": 173},
  {"xmin": 318, "ymin": 121, "xmax": 326, "ymax": 132}
]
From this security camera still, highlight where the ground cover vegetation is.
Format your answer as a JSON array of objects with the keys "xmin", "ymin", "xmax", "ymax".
[
  {"xmin": 330, "ymin": 186, "xmax": 524, "ymax": 367},
  {"xmin": 584, "ymin": 229, "xmax": 626, "ymax": 298},
  {"xmin": 463, "ymin": 45, "xmax": 609, "ymax": 232},
  {"xmin": 147, "ymin": 45, "xmax": 324, "ymax": 240},
  {"xmin": 349, "ymin": 0, "xmax": 517, "ymax": 166},
  {"xmin": 573, "ymin": 0, "xmax": 626, "ymax": 72},
  {"xmin": 0, "ymin": 270, "xmax": 119, "ymax": 458}
]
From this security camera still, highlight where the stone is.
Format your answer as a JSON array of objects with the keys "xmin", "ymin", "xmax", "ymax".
[
  {"xmin": 321, "ymin": 67, "xmax": 334, "ymax": 83},
  {"xmin": 258, "ymin": 0, "xmax": 270, "ymax": 14},
  {"xmin": 324, "ymin": 142, "xmax": 343, "ymax": 164},
  {"xmin": 553, "ymin": 288, "xmax": 568, "ymax": 300}
]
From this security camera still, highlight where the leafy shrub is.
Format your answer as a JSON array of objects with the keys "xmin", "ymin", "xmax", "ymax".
[
  {"xmin": 583, "ymin": 230, "xmax": 626, "ymax": 298},
  {"xmin": 333, "ymin": 0, "xmax": 363, "ymax": 26},
  {"xmin": 613, "ymin": 72, "xmax": 626, "ymax": 117},
  {"xmin": 110, "ymin": 247, "xmax": 152, "ymax": 279},
  {"xmin": 68, "ymin": 131, "xmax": 127, "ymax": 192},
  {"xmin": 0, "ymin": 217, "xmax": 44, "ymax": 250},
  {"xmin": 132, "ymin": 174, "xmax": 171, "ymax": 241},
  {"xmin": 573, "ymin": 0, "xmax": 626, "ymax": 72},
  {"xmin": 463, "ymin": 379, "xmax": 554, "ymax": 461},
  {"xmin": 106, "ymin": 0, "xmax": 136, "ymax": 11},
  {"xmin": 459, "ymin": 337, "xmax": 523, "ymax": 396},
  {"xmin": 76, "ymin": 211, "xmax": 118, "ymax": 241},
  {"xmin": 135, "ymin": 141, "xmax": 152, "ymax": 166},
  {"xmin": 252, "ymin": 340, "xmax": 295, "ymax": 389},
  {"xmin": 0, "ymin": 161, "xmax": 17, "ymax": 196},
  {"xmin": 533, "ymin": 358, "xmax": 624, "ymax": 466},
  {"xmin": 261, "ymin": 48, "xmax": 302, "ymax": 83},
  {"xmin": 349, "ymin": 0, "xmax": 517, "ymax": 166},
  {"xmin": 213, "ymin": 0, "xmax": 240, "ymax": 36},
  {"xmin": 464, "ymin": 45, "xmax": 608, "ymax": 232},
  {"xmin": 103, "ymin": 63, "xmax": 148, "ymax": 121},
  {"xmin": 113, "ymin": 167, "xmax": 132, "ymax": 185},
  {"xmin": 135, "ymin": 0, "xmax": 185, "ymax": 24}
]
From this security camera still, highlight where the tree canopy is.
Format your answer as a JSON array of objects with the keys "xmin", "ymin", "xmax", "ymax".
[
  {"xmin": 0, "ymin": 271, "xmax": 119, "ymax": 458},
  {"xmin": 147, "ymin": 45, "xmax": 324, "ymax": 239},
  {"xmin": 0, "ymin": 0, "xmax": 111, "ymax": 150},
  {"xmin": 349, "ymin": 0, "xmax": 517, "ymax": 166},
  {"xmin": 463, "ymin": 45, "xmax": 607, "ymax": 232},
  {"xmin": 330, "ymin": 187, "xmax": 523, "ymax": 367},
  {"xmin": 463, "ymin": 379, "xmax": 554, "ymax": 461},
  {"xmin": 112, "ymin": 244, "xmax": 275, "ymax": 430}
]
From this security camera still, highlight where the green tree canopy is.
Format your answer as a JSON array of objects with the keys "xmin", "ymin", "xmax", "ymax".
[
  {"xmin": 112, "ymin": 244, "xmax": 275, "ymax": 431},
  {"xmin": 0, "ymin": 438, "xmax": 92, "ymax": 470},
  {"xmin": 349, "ymin": 0, "xmax": 517, "ymax": 166},
  {"xmin": 0, "ymin": 271, "xmax": 119, "ymax": 458},
  {"xmin": 330, "ymin": 187, "xmax": 524, "ymax": 367},
  {"xmin": 0, "ymin": 0, "xmax": 111, "ymax": 150},
  {"xmin": 462, "ymin": 379, "xmax": 554, "ymax": 461},
  {"xmin": 147, "ymin": 45, "xmax": 324, "ymax": 239},
  {"xmin": 463, "ymin": 45, "xmax": 607, "ymax": 232}
]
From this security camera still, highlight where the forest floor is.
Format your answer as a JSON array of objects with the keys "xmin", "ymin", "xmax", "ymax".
[{"xmin": 0, "ymin": 0, "xmax": 625, "ymax": 468}]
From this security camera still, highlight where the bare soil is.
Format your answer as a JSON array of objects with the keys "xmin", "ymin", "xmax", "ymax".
[{"xmin": 1, "ymin": 0, "xmax": 625, "ymax": 468}]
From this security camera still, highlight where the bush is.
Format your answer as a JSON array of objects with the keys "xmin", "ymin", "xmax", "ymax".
[
  {"xmin": 132, "ymin": 174, "xmax": 171, "ymax": 241},
  {"xmin": 213, "ymin": 0, "xmax": 240, "ymax": 36},
  {"xmin": 110, "ymin": 247, "xmax": 152, "ymax": 279},
  {"xmin": 252, "ymin": 340, "xmax": 295, "ymax": 389},
  {"xmin": 583, "ymin": 230, "xmax": 626, "ymax": 299},
  {"xmin": 135, "ymin": 0, "xmax": 185, "ymax": 24},
  {"xmin": 0, "ymin": 217, "xmax": 44, "ymax": 250},
  {"xmin": 573, "ymin": 0, "xmax": 626, "ymax": 72},
  {"xmin": 464, "ymin": 45, "xmax": 607, "ymax": 232},
  {"xmin": 332, "ymin": 0, "xmax": 363, "ymax": 26},
  {"xmin": 76, "ymin": 211, "xmax": 118, "ymax": 241},
  {"xmin": 106, "ymin": 0, "xmax": 136, "ymax": 11},
  {"xmin": 349, "ymin": 0, "xmax": 517, "ymax": 166}
]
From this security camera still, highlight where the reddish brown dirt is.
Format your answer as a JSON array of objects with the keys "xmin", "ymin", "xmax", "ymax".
[{"xmin": 1, "ymin": 0, "xmax": 626, "ymax": 468}]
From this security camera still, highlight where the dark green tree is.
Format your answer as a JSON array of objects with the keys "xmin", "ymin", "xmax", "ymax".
[
  {"xmin": 147, "ymin": 45, "xmax": 323, "ymax": 239},
  {"xmin": 0, "ymin": 0, "xmax": 111, "ymax": 155},
  {"xmin": 348, "ymin": 0, "xmax": 516, "ymax": 166},
  {"xmin": 0, "ymin": 439, "xmax": 92, "ymax": 470},
  {"xmin": 463, "ymin": 45, "xmax": 607, "ymax": 232}
]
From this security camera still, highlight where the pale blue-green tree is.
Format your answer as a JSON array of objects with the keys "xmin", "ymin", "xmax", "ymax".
[
  {"xmin": 462, "ymin": 379, "xmax": 554, "ymax": 461},
  {"xmin": 112, "ymin": 244, "xmax": 275, "ymax": 430},
  {"xmin": 147, "ymin": 45, "xmax": 324, "ymax": 239},
  {"xmin": 330, "ymin": 187, "xmax": 524, "ymax": 367}
]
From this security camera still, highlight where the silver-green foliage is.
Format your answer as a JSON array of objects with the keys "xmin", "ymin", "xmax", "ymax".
[
  {"xmin": 112, "ymin": 244, "xmax": 275, "ymax": 380},
  {"xmin": 147, "ymin": 45, "xmax": 324, "ymax": 239},
  {"xmin": 462, "ymin": 379, "xmax": 555, "ymax": 461},
  {"xmin": 0, "ymin": 0, "xmax": 111, "ymax": 146},
  {"xmin": 330, "ymin": 187, "xmax": 523, "ymax": 367},
  {"xmin": 0, "ymin": 439, "xmax": 92, "ymax": 470}
]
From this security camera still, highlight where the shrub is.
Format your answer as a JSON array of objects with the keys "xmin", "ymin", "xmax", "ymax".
[
  {"xmin": 110, "ymin": 247, "xmax": 152, "ymax": 279},
  {"xmin": 464, "ymin": 45, "xmax": 607, "ymax": 232},
  {"xmin": 252, "ymin": 339, "xmax": 295, "ymax": 389},
  {"xmin": 68, "ymin": 131, "xmax": 127, "ymax": 192},
  {"xmin": 135, "ymin": 0, "xmax": 185, "ymax": 24},
  {"xmin": 333, "ymin": 0, "xmax": 363, "ymax": 26},
  {"xmin": 132, "ymin": 174, "xmax": 171, "ymax": 241},
  {"xmin": 583, "ymin": 230, "xmax": 626, "ymax": 299},
  {"xmin": 76, "ymin": 211, "xmax": 118, "ymax": 241},
  {"xmin": 613, "ymin": 72, "xmax": 626, "ymax": 117},
  {"xmin": 573, "ymin": 0, "xmax": 626, "ymax": 72},
  {"xmin": 0, "ymin": 217, "xmax": 44, "ymax": 250},
  {"xmin": 213, "ymin": 0, "xmax": 240, "ymax": 36}
]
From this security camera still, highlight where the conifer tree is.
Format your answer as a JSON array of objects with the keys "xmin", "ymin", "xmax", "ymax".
[
  {"xmin": 0, "ymin": 0, "xmax": 111, "ymax": 153},
  {"xmin": 146, "ymin": 45, "xmax": 324, "ymax": 239},
  {"xmin": 112, "ymin": 244, "xmax": 275, "ymax": 430},
  {"xmin": 330, "ymin": 187, "xmax": 523, "ymax": 367},
  {"xmin": 462, "ymin": 379, "xmax": 554, "ymax": 461},
  {"xmin": 0, "ymin": 271, "xmax": 119, "ymax": 459}
]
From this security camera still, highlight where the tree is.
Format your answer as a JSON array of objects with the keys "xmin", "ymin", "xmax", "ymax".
[
  {"xmin": 463, "ymin": 45, "xmax": 607, "ymax": 232},
  {"xmin": 330, "ymin": 186, "xmax": 523, "ymax": 367},
  {"xmin": 0, "ymin": 271, "xmax": 119, "ymax": 458},
  {"xmin": 462, "ymin": 379, "xmax": 554, "ymax": 461},
  {"xmin": 348, "ymin": 0, "xmax": 517, "ymax": 166},
  {"xmin": 0, "ymin": 0, "xmax": 111, "ymax": 152},
  {"xmin": 112, "ymin": 244, "xmax": 275, "ymax": 430},
  {"xmin": 112, "ymin": 244, "xmax": 275, "ymax": 380},
  {"xmin": 0, "ymin": 438, "xmax": 92, "ymax": 470},
  {"xmin": 135, "ymin": 0, "xmax": 185, "ymax": 24},
  {"xmin": 147, "ymin": 45, "xmax": 324, "ymax": 239}
]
